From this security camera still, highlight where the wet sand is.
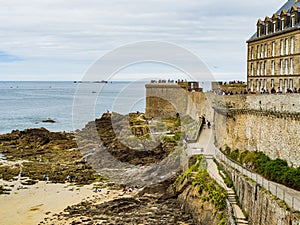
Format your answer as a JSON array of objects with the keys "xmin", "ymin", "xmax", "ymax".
[{"xmin": 0, "ymin": 181, "xmax": 120, "ymax": 225}]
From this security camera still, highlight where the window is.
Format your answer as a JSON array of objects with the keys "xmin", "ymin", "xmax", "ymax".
[
  {"xmin": 258, "ymin": 26, "xmax": 261, "ymax": 37},
  {"xmin": 285, "ymin": 59, "xmax": 289, "ymax": 75},
  {"xmin": 251, "ymin": 63, "xmax": 254, "ymax": 76},
  {"xmin": 264, "ymin": 44, "xmax": 268, "ymax": 57},
  {"xmin": 251, "ymin": 47, "xmax": 254, "ymax": 59},
  {"xmin": 291, "ymin": 15, "xmax": 296, "ymax": 27},
  {"xmin": 280, "ymin": 39, "xmax": 284, "ymax": 55},
  {"xmin": 264, "ymin": 79, "xmax": 267, "ymax": 89},
  {"xmin": 285, "ymin": 38, "xmax": 289, "ymax": 55},
  {"xmin": 281, "ymin": 18, "xmax": 285, "ymax": 30},
  {"xmin": 290, "ymin": 79, "xmax": 293, "ymax": 89},
  {"xmin": 250, "ymin": 79, "xmax": 254, "ymax": 92},
  {"xmin": 257, "ymin": 45, "xmax": 261, "ymax": 59},
  {"xmin": 257, "ymin": 62, "xmax": 260, "ymax": 75},
  {"xmin": 290, "ymin": 58, "xmax": 294, "ymax": 74},
  {"xmin": 261, "ymin": 44, "xmax": 264, "ymax": 58},
  {"xmin": 260, "ymin": 62, "xmax": 263, "ymax": 75},
  {"xmin": 279, "ymin": 79, "xmax": 283, "ymax": 92},
  {"xmin": 266, "ymin": 23, "xmax": 269, "ymax": 35},
  {"xmin": 291, "ymin": 37, "xmax": 294, "ymax": 54},
  {"xmin": 271, "ymin": 79, "xmax": 274, "ymax": 88},
  {"xmin": 271, "ymin": 60, "xmax": 275, "ymax": 75},
  {"xmin": 280, "ymin": 59, "xmax": 283, "ymax": 74},
  {"xmin": 273, "ymin": 21, "xmax": 277, "ymax": 32},
  {"xmin": 284, "ymin": 79, "xmax": 288, "ymax": 92},
  {"xmin": 272, "ymin": 42, "xmax": 275, "ymax": 57},
  {"xmin": 264, "ymin": 61, "xmax": 267, "ymax": 75}
]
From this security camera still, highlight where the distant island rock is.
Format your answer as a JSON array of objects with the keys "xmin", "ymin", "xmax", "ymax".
[{"xmin": 42, "ymin": 119, "xmax": 56, "ymax": 123}]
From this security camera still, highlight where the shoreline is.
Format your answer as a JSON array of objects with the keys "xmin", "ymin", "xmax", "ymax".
[{"xmin": 0, "ymin": 180, "xmax": 125, "ymax": 225}]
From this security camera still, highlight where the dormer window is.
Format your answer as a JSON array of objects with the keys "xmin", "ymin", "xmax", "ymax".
[
  {"xmin": 272, "ymin": 14, "xmax": 279, "ymax": 33},
  {"xmin": 280, "ymin": 10, "xmax": 288, "ymax": 30},
  {"xmin": 281, "ymin": 18, "xmax": 285, "ymax": 30},
  {"xmin": 291, "ymin": 14, "xmax": 296, "ymax": 27},
  {"xmin": 257, "ymin": 19, "xmax": 263, "ymax": 37},
  {"xmin": 273, "ymin": 21, "xmax": 276, "ymax": 32},
  {"xmin": 264, "ymin": 17, "xmax": 271, "ymax": 35},
  {"xmin": 290, "ymin": 6, "xmax": 299, "ymax": 27}
]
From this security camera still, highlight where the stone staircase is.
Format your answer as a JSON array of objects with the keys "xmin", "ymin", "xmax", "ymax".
[{"xmin": 227, "ymin": 189, "xmax": 248, "ymax": 225}]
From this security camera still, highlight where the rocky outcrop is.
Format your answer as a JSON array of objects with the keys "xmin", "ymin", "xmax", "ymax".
[
  {"xmin": 78, "ymin": 112, "xmax": 176, "ymax": 166},
  {"xmin": 41, "ymin": 179, "xmax": 195, "ymax": 225},
  {"xmin": 0, "ymin": 128, "xmax": 98, "ymax": 185}
]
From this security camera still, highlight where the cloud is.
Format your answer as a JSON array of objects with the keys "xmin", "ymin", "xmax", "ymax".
[{"xmin": 0, "ymin": 0, "xmax": 286, "ymax": 80}]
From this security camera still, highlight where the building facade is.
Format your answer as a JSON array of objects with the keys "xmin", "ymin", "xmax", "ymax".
[{"xmin": 247, "ymin": 0, "xmax": 300, "ymax": 93}]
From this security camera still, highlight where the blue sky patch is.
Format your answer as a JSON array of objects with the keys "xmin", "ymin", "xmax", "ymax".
[{"xmin": 0, "ymin": 51, "xmax": 22, "ymax": 62}]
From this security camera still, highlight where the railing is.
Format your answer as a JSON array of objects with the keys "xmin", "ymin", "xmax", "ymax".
[{"xmin": 215, "ymin": 148, "xmax": 300, "ymax": 211}]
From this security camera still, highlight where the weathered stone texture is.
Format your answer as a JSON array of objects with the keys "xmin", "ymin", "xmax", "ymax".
[{"xmin": 220, "ymin": 161, "xmax": 300, "ymax": 225}]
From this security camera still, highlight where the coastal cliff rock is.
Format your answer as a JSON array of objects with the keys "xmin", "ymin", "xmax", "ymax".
[
  {"xmin": 0, "ymin": 128, "xmax": 99, "ymax": 185},
  {"xmin": 77, "ymin": 112, "xmax": 176, "ymax": 166}
]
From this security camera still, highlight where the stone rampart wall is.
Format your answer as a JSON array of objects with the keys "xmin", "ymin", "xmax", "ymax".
[{"xmin": 220, "ymin": 160, "xmax": 300, "ymax": 225}]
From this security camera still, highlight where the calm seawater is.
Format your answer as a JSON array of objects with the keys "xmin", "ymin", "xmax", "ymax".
[{"xmin": 0, "ymin": 81, "xmax": 146, "ymax": 134}]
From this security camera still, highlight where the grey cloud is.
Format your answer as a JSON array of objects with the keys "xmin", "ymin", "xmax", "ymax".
[{"xmin": 0, "ymin": 0, "xmax": 284, "ymax": 80}]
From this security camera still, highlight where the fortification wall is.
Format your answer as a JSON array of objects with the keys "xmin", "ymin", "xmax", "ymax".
[
  {"xmin": 213, "ymin": 94, "xmax": 300, "ymax": 167},
  {"xmin": 145, "ymin": 83, "xmax": 204, "ymax": 120}
]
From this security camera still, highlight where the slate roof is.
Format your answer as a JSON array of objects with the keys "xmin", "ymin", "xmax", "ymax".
[{"xmin": 248, "ymin": 0, "xmax": 300, "ymax": 41}]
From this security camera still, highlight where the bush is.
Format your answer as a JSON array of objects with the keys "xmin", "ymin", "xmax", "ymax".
[
  {"xmin": 264, "ymin": 158, "xmax": 288, "ymax": 181},
  {"xmin": 230, "ymin": 149, "xmax": 239, "ymax": 161},
  {"xmin": 225, "ymin": 149, "xmax": 300, "ymax": 191}
]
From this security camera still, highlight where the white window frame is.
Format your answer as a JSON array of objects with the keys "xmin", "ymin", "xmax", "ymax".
[
  {"xmin": 290, "ymin": 58, "xmax": 294, "ymax": 74},
  {"xmin": 264, "ymin": 44, "xmax": 268, "ymax": 57},
  {"xmin": 291, "ymin": 15, "xmax": 296, "ymax": 27},
  {"xmin": 280, "ymin": 39, "xmax": 284, "ymax": 56},
  {"xmin": 273, "ymin": 21, "xmax": 276, "ymax": 33},
  {"xmin": 285, "ymin": 59, "xmax": 289, "ymax": 75},
  {"xmin": 281, "ymin": 18, "xmax": 285, "ymax": 30},
  {"xmin": 271, "ymin": 60, "xmax": 275, "ymax": 75},
  {"xmin": 291, "ymin": 37, "xmax": 294, "ymax": 54},
  {"xmin": 290, "ymin": 79, "xmax": 293, "ymax": 89}
]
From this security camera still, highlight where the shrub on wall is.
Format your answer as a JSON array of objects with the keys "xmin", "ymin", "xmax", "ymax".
[{"xmin": 222, "ymin": 147, "xmax": 300, "ymax": 191}]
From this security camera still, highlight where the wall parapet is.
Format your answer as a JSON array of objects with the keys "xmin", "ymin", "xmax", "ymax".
[{"xmin": 213, "ymin": 107, "xmax": 300, "ymax": 121}]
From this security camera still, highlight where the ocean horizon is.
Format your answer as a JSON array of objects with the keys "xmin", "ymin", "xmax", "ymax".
[{"xmin": 0, "ymin": 81, "xmax": 146, "ymax": 134}]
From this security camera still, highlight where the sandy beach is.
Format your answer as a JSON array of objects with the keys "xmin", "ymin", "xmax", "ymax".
[{"xmin": 0, "ymin": 180, "xmax": 121, "ymax": 225}]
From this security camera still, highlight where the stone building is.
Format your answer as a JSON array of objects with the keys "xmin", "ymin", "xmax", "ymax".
[{"xmin": 247, "ymin": 0, "xmax": 300, "ymax": 93}]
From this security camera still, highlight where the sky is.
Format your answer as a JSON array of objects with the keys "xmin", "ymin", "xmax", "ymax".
[{"xmin": 0, "ymin": 0, "xmax": 285, "ymax": 81}]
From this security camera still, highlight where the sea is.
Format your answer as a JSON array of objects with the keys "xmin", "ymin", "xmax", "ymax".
[{"xmin": 0, "ymin": 81, "xmax": 146, "ymax": 134}]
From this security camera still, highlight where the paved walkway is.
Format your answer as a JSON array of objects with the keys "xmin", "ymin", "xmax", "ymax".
[{"xmin": 187, "ymin": 126, "xmax": 248, "ymax": 224}]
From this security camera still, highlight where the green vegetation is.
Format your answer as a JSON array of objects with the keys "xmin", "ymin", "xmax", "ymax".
[
  {"xmin": 222, "ymin": 146, "xmax": 300, "ymax": 191},
  {"xmin": 215, "ymin": 160, "xmax": 233, "ymax": 188},
  {"xmin": 192, "ymin": 169, "xmax": 227, "ymax": 211},
  {"xmin": 174, "ymin": 156, "xmax": 227, "ymax": 223}
]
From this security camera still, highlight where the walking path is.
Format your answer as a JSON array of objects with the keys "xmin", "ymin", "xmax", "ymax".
[{"xmin": 187, "ymin": 126, "xmax": 248, "ymax": 224}]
